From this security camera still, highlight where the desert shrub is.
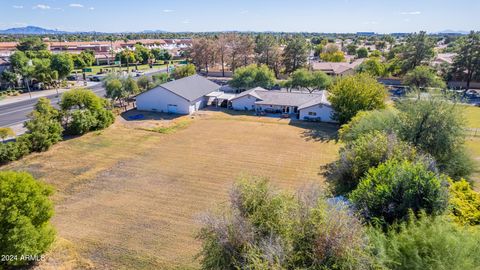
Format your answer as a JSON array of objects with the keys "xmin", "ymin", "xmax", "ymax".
[
  {"xmin": 338, "ymin": 108, "xmax": 399, "ymax": 143},
  {"xmin": 329, "ymin": 131, "xmax": 418, "ymax": 194},
  {"xmin": 370, "ymin": 214, "xmax": 480, "ymax": 270},
  {"xmin": 396, "ymin": 98, "xmax": 473, "ymax": 179},
  {"xmin": 198, "ymin": 178, "xmax": 375, "ymax": 270},
  {"xmin": 449, "ymin": 179, "xmax": 480, "ymax": 226},
  {"xmin": 350, "ymin": 160, "xmax": 448, "ymax": 225},
  {"xmin": 0, "ymin": 171, "xmax": 55, "ymax": 268}
]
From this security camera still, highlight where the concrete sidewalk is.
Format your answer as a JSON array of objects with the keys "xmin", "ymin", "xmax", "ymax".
[{"xmin": 0, "ymin": 81, "xmax": 101, "ymax": 106}]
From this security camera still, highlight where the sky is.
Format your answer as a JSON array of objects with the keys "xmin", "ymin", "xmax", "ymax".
[{"xmin": 0, "ymin": 0, "xmax": 479, "ymax": 33}]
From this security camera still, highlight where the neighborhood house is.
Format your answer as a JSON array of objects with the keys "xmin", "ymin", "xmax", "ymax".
[{"xmin": 136, "ymin": 75, "xmax": 335, "ymax": 122}]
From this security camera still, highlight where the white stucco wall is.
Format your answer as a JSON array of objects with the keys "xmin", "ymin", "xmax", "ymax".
[
  {"xmin": 299, "ymin": 104, "xmax": 335, "ymax": 122},
  {"xmin": 231, "ymin": 95, "xmax": 257, "ymax": 110},
  {"xmin": 136, "ymin": 87, "xmax": 191, "ymax": 114},
  {"xmin": 189, "ymin": 97, "xmax": 208, "ymax": 114}
]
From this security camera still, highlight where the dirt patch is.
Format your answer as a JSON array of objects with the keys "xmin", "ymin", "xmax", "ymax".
[{"xmin": 3, "ymin": 112, "xmax": 339, "ymax": 269}]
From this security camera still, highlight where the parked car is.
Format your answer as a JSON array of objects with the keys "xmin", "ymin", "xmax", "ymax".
[{"xmin": 135, "ymin": 71, "xmax": 145, "ymax": 77}]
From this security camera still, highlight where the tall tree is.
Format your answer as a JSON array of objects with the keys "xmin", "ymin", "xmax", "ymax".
[
  {"xmin": 16, "ymin": 37, "xmax": 48, "ymax": 51},
  {"xmin": 215, "ymin": 34, "xmax": 230, "ymax": 77},
  {"xmin": 229, "ymin": 64, "xmax": 275, "ymax": 90},
  {"xmin": 401, "ymin": 31, "xmax": 435, "ymax": 73},
  {"xmin": 50, "ymin": 53, "xmax": 73, "ymax": 80},
  {"xmin": 451, "ymin": 31, "xmax": 480, "ymax": 91},
  {"xmin": 329, "ymin": 73, "xmax": 387, "ymax": 124},
  {"xmin": 283, "ymin": 37, "xmax": 309, "ymax": 73},
  {"xmin": 286, "ymin": 69, "xmax": 331, "ymax": 93}
]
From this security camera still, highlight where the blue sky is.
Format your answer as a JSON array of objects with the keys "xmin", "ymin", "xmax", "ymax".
[{"xmin": 0, "ymin": 0, "xmax": 479, "ymax": 33}]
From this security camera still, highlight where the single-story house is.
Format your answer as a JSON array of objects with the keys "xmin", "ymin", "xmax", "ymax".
[
  {"xmin": 136, "ymin": 74, "xmax": 220, "ymax": 114},
  {"xmin": 230, "ymin": 87, "xmax": 335, "ymax": 122},
  {"xmin": 311, "ymin": 59, "xmax": 364, "ymax": 76}
]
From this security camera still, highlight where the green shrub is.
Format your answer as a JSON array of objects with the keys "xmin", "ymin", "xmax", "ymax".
[
  {"xmin": 24, "ymin": 98, "xmax": 63, "ymax": 152},
  {"xmin": 449, "ymin": 179, "xmax": 480, "ymax": 226},
  {"xmin": 338, "ymin": 108, "xmax": 399, "ymax": 143},
  {"xmin": 330, "ymin": 131, "xmax": 418, "ymax": 194},
  {"xmin": 350, "ymin": 160, "xmax": 448, "ymax": 225},
  {"xmin": 61, "ymin": 89, "xmax": 115, "ymax": 135},
  {"xmin": 370, "ymin": 214, "xmax": 480, "ymax": 270},
  {"xmin": 329, "ymin": 73, "xmax": 387, "ymax": 124},
  {"xmin": 198, "ymin": 178, "xmax": 375, "ymax": 270},
  {"xmin": 396, "ymin": 98, "xmax": 473, "ymax": 179},
  {"xmin": 0, "ymin": 171, "xmax": 55, "ymax": 268},
  {"xmin": 0, "ymin": 135, "xmax": 31, "ymax": 165}
]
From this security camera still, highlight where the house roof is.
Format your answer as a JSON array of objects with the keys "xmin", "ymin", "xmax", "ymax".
[
  {"xmin": 255, "ymin": 91, "xmax": 326, "ymax": 107},
  {"xmin": 230, "ymin": 87, "xmax": 268, "ymax": 101},
  {"xmin": 232, "ymin": 87, "xmax": 331, "ymax": 109},
  {"xmin": 298, "ymin": 91, "xmax": 331, "ymax": 109},
  {"xmin": 140, "ymin": 74, "xmax": 220, "ymax": 102},
  {"xmin": 311, "ymin": 59, "xmax": 364, "ymax": 75}
]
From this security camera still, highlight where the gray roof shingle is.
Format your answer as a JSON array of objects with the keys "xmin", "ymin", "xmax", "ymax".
[{"xmin": 143, "ymin": 74, "xmax": 220, "ymax": 102}]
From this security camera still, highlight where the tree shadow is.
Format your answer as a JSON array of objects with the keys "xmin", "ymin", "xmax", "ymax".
[
  {"xmin": 120, "ymin": 109, "xmax": 184, "ymax": 122},
  {"xmin": 289, "ymin": 121, "xmax": 339, "ymax": 143}
]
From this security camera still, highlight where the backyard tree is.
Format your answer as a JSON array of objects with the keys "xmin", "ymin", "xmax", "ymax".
[
  {"xmin": 329, "ymin": 73, "xmax": 387, "ymax": 124},
  {"xmin": 356, "ymin": 47, "xmax": 369, "ymax": 58},
  {"xmin": 402, "ymin": 66, "xmax": 446, "ymax": 92},
  {"xmin": 24, "ymin": 98, "xmax": 63, "ymax": 152},
  {"xmin": 0, "ymin": 171, "xmax": 55, "ymax": 268},
  {"xmin": 285, "ymin": 68, "xmax": 332, "ymax": 93},
  {"xmin": 173, "ymin": 63, "xmax": 196, "ymax": 79},
  {"xmin": 357, "ymin": 58, "xmax": 387, "ymax": 77},
  {"xmin": 350, "ymin": 160, "xmax": 448, "ymax": 225},
  {"xmin": 401, "ymin": 31, "xmax": 435, "ymax": 73},
  {"xmin": 229, "ymin": 64, "xmax": 276, "ymax": 90},
  {"xmin": 283, "ymin": 36, "xmax": 309, "ymax": 73},
  {"xmin": 451, "ymin": 31, "xmax": 480, "ymax": 91}
]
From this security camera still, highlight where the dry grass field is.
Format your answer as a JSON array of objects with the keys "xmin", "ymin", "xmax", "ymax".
[
  {"xmin": 464, "ymin": 106, "xmax": 480, "ymax": 190},
  {"xmin": 3, "ymin": 111, "xmax": 339, "ymax": 269}
]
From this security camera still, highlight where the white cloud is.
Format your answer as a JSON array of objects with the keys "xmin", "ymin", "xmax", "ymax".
[
  {"xmin": 69, "ymin": 3, "xmax": 84, "ymax": 8},
  {"xmin": 182, "ymin": 19, "xmax": 190, "ymax": 24},
  {"xmin": 12, "ymin": 5, "xmax": 23, "ymax": 9},
  {"xmin": 89, "ymin": 7, "xmax": 95, "ymax": 10},
  {"xmin": 33, "ymin": 4, "xmax": 51, "ymax": 10},
  {"xmin": 163, "ymin": 9, "xmax": 174, "ymax": 13},
  {"xmin": 363, "ymin": 21, "xmax": 378, "ymax": 25},
  {"xmin": 400, "ymin": 11, "xmax": 421, "ymax": 15}
]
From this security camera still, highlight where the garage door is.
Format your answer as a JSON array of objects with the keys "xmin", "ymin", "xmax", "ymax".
[{"xmin": 167, "ymin": 104, "xmax": 177, "ymax": 113}]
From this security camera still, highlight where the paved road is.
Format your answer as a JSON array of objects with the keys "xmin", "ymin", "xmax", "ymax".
[{"xmin": 0, "ymin": 69, "xmax": 167, "ymax": 128}]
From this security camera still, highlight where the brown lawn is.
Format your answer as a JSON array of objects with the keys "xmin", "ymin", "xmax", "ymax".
[{"xmin": 3, "ymin": 111, "xmax": 339, "ymax": 269}]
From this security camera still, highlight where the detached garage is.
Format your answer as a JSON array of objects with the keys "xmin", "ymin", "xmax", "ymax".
[{"xmin": 136, "ymin": 74, "xmax": 220, "ymax": 114}]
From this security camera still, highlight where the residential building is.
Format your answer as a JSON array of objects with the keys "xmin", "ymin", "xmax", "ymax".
[
  {"xmin": 230, "ymin": 87, "xmax": 335, "ymax": 122},
  {"xmin": 311, "ymin": 59, "xmax": 364, "ymax": 76},
  {"xmin": 136, "ymin": 74, "xmax": 220, "ymax": 114}
]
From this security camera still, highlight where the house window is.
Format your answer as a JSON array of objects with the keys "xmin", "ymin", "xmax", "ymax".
[{"xmin": 308, "ymin": 112, "xmax": 317, "ymax": 116}]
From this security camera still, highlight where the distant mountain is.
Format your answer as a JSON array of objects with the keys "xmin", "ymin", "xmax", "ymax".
[
  {"xmin": 0, "ymin": 26, "xmax": 68, "ymax": 35},
  {"xmin": 437, "ymin": 30, "xmax": 470, "ymax": 35},
  {"xmin": 140, "ymin": 30, "xmax": 168, "ymax": 33}
]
